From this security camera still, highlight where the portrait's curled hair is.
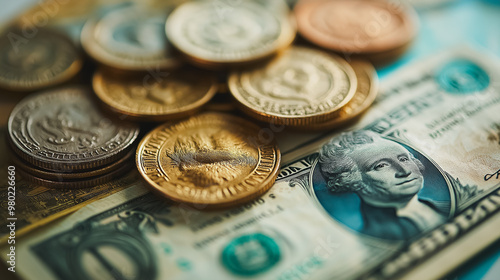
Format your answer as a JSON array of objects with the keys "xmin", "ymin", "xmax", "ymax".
[{"xmin": 318, "ymin": 130, "xmax": 424, "ymax": 193}]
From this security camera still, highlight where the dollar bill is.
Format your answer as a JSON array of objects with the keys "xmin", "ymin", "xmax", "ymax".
[{"xmin": 7, "ymin": 47, "xmax": 500, "ymax": 279}]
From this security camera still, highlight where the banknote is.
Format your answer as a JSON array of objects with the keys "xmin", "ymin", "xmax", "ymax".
[{"xmin": 7, "ymin": 47, "xmax": 500, "ymax": 279}]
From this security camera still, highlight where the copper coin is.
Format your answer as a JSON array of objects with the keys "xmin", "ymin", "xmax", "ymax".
[{"xmin": 295, "ymin": 0, "xmax": 418, "ymax": 54}]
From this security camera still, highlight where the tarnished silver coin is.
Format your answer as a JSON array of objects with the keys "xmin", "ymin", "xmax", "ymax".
[
  {"xmin": 0, "ymin": 28, "xmax": 82, "ymax": 92},
  {"xmin": 165, "ymin": 1, "xmax": 296, "ymax": 67},
  {"xmin": 81, "ymin": 5, "xmax": 181, "ymax": 70},
  {"xmin": 228, "ymin": 46, "xmax": 357, "ymax": 126},
  {"xmin": 8, "ymin": 86, "xmax": 140, "ymax": 172}
]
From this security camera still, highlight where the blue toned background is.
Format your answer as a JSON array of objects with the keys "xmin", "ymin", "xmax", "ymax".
[{"xmin": 378, "ymin": 0, "xmax": 500, "ymax": 79}]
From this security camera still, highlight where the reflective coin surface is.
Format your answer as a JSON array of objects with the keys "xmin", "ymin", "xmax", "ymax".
[
  {"xmin": 8, "ymin": 87, "xmax": 140, "ymax": 172},
  {"xmin": 228, "ymin": 46, "xmax": 357, "ymax": 126},
  {"xmin": 81, "ymin": 5, "xmax": 181, "ymax": 70},
  {"xmin": 295, "ymin": 0, "xmax": 417, "ymax": 54},
  {"xmin": 93, "ymin": 67, "xmax": 217, "ymax": 121},
  {"xmin": 308, "ymin": 59, "xmax": 378, "ymax": 130},
  {"xmin": 136, "ymin": 112, "xmax": 281, "ymax": 209},
  {"xmin": 165, "ymin": 1, "xmax": 296, "ymax": 67},
  {"xmin": 0, "ymin": 28, "xmax": 82, "ymax": 92}
]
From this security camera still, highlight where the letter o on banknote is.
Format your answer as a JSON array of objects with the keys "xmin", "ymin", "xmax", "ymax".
[
  {"xmin": 436, "ymin": 59, "xmax": 490, "ymax": 94},
  {"xmin": 221, "ymin": 233, "xmax": 281, "ymax": 276},
  {"xmin": 310, "ymin": 130, "xmax": 456, "ymax": 241}
]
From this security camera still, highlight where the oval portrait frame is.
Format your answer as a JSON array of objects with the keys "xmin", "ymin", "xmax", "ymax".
[{"xmin": 308, "ymin": 133, "xmax": 456, "ymax": 241}]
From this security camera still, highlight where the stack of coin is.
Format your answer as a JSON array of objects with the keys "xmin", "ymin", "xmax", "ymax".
[
  {"xmin": 294, "ymin": 0, "xmax": 418, "ymax": 65},
  {"xmin": 7, "ymin": 87, "xmax": 140, "ymax": 188},
  {"xmin": 136, "ymin": 112, "xmax": 281, "ymax": 209},
  {"xmin": 228, "ymin": 46, "xmax": 378, "ymax": 130},
  {"xmin": 165, "ymin": 0, "xmax": 297, "ymax": 69},
  {"xmin": 0, "ymin": 27, "xmax": 82, "ymax": 92}
]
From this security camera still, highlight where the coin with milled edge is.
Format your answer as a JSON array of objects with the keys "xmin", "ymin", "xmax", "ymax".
[
  {"xmin": 11, "ymin": 149, "xmax": 134, "ymax": 181},
  {"xmin": 165, "ymin": 1, "xmax": 296, "ymax": 68},
  {"xmin": 93, "ymin": 67, "xmax": 217, "ymax": 121},
  {"xmin": 0, "ymin": 28, "xmax": 82, "ymax": 92},
  {"xmin": 8, "ymin": 87, "xmax": 140, "ymax": 172},
  {"xmin": 307, "ymin": 60, "xmax": 378, "ymax": 130},
  {"xmin": 228, "ymin": 46, "xmax": 357, "ymax": 126},
  {"xmin": 81, "ymin": 5, "xmax": 181, "ymax": 70},
  {"xmin": 136, "ymin": 113, "xmax": 281, "ymax": 209},
  {"xmin": 295, "ymin": 0, "xmax": 417, "ymax": 54}
]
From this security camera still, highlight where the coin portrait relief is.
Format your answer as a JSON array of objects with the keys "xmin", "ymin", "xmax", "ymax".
[{"xmin": 311, "ymin": 130, "xmax": 453, "ymax": 240}]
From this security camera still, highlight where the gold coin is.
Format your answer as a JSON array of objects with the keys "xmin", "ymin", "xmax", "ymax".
[
  {"xmin": 228, "ymin": 46, "xmax": 357, "ymax": 126},
  {"xmin": 0, "ymin": 28, "xmax": 82, "ymax": 92},
  {"xmin": 93, "ymin": 67, "xmax": 218, "ymax": 122},
  {"xmin": 81, "ymin": 5, "xmax": 181, "ymax": 71},
  {"xmin": 136, "ymin": 112, "xmax": 281, "ymax": 209},
  {"xmin": 165, "ymin": 1, "xmax": 296, "ymax": 68},
  {"xmin": 304, "ymin": 59, "xmax": 378, "ymax": 130}
]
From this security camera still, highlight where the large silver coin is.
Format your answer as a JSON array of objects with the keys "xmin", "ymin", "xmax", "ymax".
[
  {"xmin": 8, "ymin": 86, "xmax": 140, "ymax": 172},
  {"xmin": 165, "ymin": 1, "xmax": 296, "ymax": 66}
]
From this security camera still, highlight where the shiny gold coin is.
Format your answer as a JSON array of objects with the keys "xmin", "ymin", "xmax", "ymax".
[
  {"xmin": 93, "ymin": 67, "xmax": 218, "ymax": 122},
  {"xmin": 303, "ymin": 59, "xmax": 378, "ymax": 130},
  {"xmin": 0, "ymin": 28, "xmax": 82, "ymax": 92},
  {"xmin": 165, "ymin": 1, "xmax": 296, "ymax": 69},
  {"xmin": 228, "ymin": 46, "xmax": 357, "ymax": 126},
  {"xmin": 81, "ymin": 5, "xmax": 181, "ymax": 71},
  {"xmin": 136, "ymin": 112, "xmax": 281, "ymax": 209}
]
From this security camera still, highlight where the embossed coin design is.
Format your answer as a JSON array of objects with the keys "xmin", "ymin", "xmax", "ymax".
[
  {"xmin": 0, "ymin": 28, "xmax": 82, "ymax": 92},
  {"xmin": 228, "ymin": 46, "xmax": 357, "ymax": 126},
  {"xmin": 165, "ymin": 1, "xmax": 296, "ymax": 68},
  {"xmin": 93, "ymin": 67, "xmax": 218, "ymax": 121},
  {"xmin": 81, "ymin": 6, "xmax": 181, "ymax": 70},
  {"xmin": 8, "ymin": 87, "xmax": 140, "ymax": 172},
  {"xmin": 308, "ymin": 60, "xmax": 378, "ymax": 130},
  {"xmin": 136, "ymin": 113, "xmax": 281, "ymax": 208},
  {"xmin": 295, "ymin": 0, "xmax": 417, "ymax": 54}
]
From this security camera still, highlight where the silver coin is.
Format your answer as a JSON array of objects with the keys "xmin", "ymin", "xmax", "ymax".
[
  {"xmin": 8, "ymin": 86, "xmax": 140, "ymax": 172},
  {"xmin": 81, "ymin": 5, "xmax": 181, "ymax": 70},
  {"xmin": 165, "ymin": 1, "xmax": 296, "ymax": 65}
]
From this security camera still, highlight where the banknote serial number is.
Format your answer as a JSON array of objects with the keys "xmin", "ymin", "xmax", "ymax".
[
  {"xmin": 484, "ymin": 168, "xmax": 500, "ymax": 181},
  {"xmin": 6, "ymin": 165, "xmax": 16, "ymax": 273}
]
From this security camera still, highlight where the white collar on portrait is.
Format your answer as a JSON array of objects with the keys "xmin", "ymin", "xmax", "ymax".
[{"xmin": 396, "ymin": 196, "xmax": 446, "ymax": 231}]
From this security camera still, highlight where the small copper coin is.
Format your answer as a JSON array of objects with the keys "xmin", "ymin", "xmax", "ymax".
[
  {"xmin": 295, "ymin": 0, "xmax": 417, "ymax": 54},
  {"xmin": 136, "ymin": 112, "xmax": 281, "ymax": 209},
  {"xmin": 306, "ymin": 59, "xmax": 378, "ymax": 130},
  {"xmin": 0, "ymin": 28, "xmax": 82, "ymax": 92},
  {"xmin": 93, "ymin": 67, "xmax": 217, "ymax": 121}
]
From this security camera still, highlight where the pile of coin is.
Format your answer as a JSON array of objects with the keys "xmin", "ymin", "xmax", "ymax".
[
  {"xmin": 7, "ymin": 87, "xmax": 139, "ymax": 188},
  {"xmin": 1, "ymin": 0, "xmax": 417, "ymax": 208}
]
